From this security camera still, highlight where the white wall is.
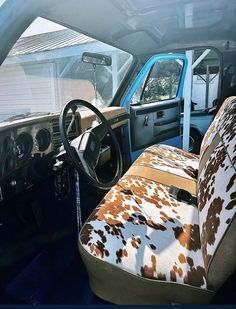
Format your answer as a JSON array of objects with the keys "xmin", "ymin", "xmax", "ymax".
[
  {"xmin": 0, "ymin": 62, "xmax": 56, "ymax": 121},
  {"xmin": 192, "ymin": 73, "xmax": 219, "ymax": 110}
]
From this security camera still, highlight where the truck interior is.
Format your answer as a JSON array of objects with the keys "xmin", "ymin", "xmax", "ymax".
[{"xmin": 0, "ymin": 0, "xmax": 235, "ymax": 305}]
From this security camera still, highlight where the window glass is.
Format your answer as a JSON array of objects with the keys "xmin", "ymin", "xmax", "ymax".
[
  {"xmin": 142, "ymin": 59, "xmax": 183, "ymax": 103},
  {"xmin": 0, "ymin": 17, "xmax": 132, "ymax": 122}
]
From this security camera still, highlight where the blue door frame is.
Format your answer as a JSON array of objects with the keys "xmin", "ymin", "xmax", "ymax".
[{"xmin": 121, "ymin": 53, "xmax": 188, "ymax": 162}]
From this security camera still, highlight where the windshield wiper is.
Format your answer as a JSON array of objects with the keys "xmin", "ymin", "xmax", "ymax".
[{"xmin": 3, "ymin": 112, "xmax": 51, "ymax": 122}]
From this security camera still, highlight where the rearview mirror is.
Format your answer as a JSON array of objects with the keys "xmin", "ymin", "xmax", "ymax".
[{"xmin": 82, "ymin": 52, "xmax": 112, "ymax": 66}]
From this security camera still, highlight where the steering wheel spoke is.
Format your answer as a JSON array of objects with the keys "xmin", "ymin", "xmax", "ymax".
[{"xmin": 91, "ymin": 122, "xmax": 108, "ymax": 142}]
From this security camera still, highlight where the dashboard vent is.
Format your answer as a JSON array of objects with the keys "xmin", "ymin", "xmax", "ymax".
[{"xmin": 52, "ymin": 116, "xmax": 78, "ymax": 149}]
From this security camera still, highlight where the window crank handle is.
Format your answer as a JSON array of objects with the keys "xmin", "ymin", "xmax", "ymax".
[{"xmin": 144, "ymin": 115, "xmax": 149, "ymax": 126}]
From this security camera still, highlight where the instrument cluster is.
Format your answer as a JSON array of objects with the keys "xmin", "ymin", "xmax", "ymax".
[{"xmin": 0, "ymin": 122, "xmax": 53, "ymax": 179}]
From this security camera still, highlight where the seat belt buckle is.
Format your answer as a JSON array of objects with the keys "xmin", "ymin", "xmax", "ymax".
[
  {"xmin": 169, "ymin": 186, "xmax": 179, "ymax": 200},
  {"xmin": 169, "ymin": 185, "xmax": 197, "ymax": 206}
]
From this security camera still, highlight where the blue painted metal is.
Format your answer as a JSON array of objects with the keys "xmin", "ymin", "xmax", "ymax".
[{"xmin": 121, "ymin": 53, "xmax": 188, "ymax": 162}]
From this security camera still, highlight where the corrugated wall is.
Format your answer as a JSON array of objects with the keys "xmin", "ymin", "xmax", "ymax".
[{"xmin": 0, "ymin": 62, "xmax": 56, "ymax": 121}]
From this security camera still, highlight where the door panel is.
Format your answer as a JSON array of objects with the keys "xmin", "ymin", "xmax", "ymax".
[{"xmin": 130, "ymin": 99, "xmax": 181, "ymax": 151}]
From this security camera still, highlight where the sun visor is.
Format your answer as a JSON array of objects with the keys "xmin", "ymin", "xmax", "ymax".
[{"xmin": 114, "ymin": 31, "xmax": 157, "ymax": 56}]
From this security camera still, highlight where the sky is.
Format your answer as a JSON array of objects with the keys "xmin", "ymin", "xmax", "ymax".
[{"xmin": 22, "ymin": 17, "xmax": 65, "ymax": 37}]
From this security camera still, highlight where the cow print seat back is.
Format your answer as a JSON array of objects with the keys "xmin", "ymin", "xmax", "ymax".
[{"xmin": 198, "ymin": 96, "xmax": 236, "ymax": 290}]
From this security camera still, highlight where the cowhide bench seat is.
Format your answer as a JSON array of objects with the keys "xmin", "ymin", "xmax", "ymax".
[{"xmin": 79, "ymin": 96, "xmax": 236, "ymax": 304}]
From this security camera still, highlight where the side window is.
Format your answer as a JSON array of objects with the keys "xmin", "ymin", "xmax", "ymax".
[
  {"xmin": 191, "ymin": 49, "xmax": 220, "ymax": 111},
  {"xmin": 142, "ymin": 59, "xmax": 183, "ymax": 103}
]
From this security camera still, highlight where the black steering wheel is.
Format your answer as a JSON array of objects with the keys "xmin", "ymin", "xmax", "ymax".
[{"xmin": 59, "ymin": 99, "xmax": 123, "ymax": 190}]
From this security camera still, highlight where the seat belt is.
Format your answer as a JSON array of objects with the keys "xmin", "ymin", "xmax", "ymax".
[
  {"xmin": 199, "ymin": 132, "xmax": 221, "ymax": 175},
  {"xmin": 74, "ymin": 170, "xmax": 82, "ymax": 236},
  {"xmin": 169, "ymin": 185, "xmax": 197, "ymax": 206}
]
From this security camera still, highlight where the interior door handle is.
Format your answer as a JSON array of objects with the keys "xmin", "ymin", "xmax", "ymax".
[{"xmin": 144, "ymin": 115, "xmax": 149, "ymax": 126}]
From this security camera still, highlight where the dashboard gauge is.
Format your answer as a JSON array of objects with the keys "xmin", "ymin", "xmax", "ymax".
[
  {"xmin": 15, "ymin": 132, "xmax": 33, "ymax": 160},
  {"xmin": 35, "ymin": 128, "xmax": 51, "ymax": 152}
]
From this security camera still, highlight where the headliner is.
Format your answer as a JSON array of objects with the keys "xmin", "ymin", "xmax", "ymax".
[
  {"xmin": 41, "ymin": 0, "xmax": 236, "ymax": 56},
  {"xmin": 0, "ymin": 0, "xmax": 236, "ymax": 64}
]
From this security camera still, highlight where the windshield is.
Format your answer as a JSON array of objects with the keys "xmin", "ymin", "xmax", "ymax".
[{"xmin": 0, "ymin": 17, "xmax": 132, "ymax": 122}]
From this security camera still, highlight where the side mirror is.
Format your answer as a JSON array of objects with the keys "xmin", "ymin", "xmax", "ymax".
[{"xmin": 82, "ymin": 52, "xmax": 112, "ymax": 66}]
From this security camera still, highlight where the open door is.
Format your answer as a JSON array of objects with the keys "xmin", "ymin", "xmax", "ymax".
[{"xmin": 122, "ymin": 54, "xmax": 187, "ymax": 161}]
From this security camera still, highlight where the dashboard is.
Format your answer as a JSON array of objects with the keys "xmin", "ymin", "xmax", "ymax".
[
  {"xmin": 0, "ymin": 107, "xmax": 129, "ymax": 202},
  {"xmin": 0, "ymin": 116, "xmax": 78, "ymax": 180}
]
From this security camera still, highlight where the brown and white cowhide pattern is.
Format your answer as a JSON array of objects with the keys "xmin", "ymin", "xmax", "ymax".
[
  {"xmin": 218, "ymin": 98, "xmax": 236, "ymax": 166},
  {"xmin": 200, "ymin": 96, "xmax": 236, "ymax": 158},
  {"xmin": 198, "ymin": 98, "xmax": 236, "ymax": 269},
  {"xmin": 80, "ymin": 175, "xmax": 207, "ymax": 288},
  {"xmin": 134, "ymin": 144, "xmax": 199, "ymax": 180},
  {"xmin": 80, "ymin": 96, "xmax": 235, "ymax": 292}
]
